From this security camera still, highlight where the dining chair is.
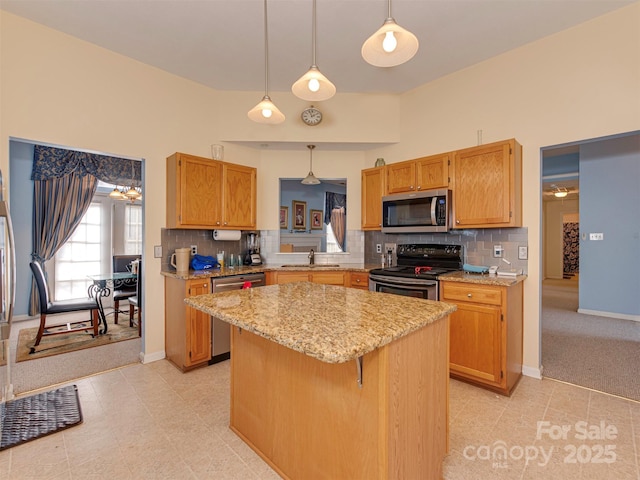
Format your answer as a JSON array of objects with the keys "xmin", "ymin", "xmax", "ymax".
[
  {"xmin": 128, "ymin": 259, "xmax": 142, "ymax": 336},
  {"xmin": 112, "ymin": 254, "xmax": 140, "ymax": 323},
  {"xmin": 29, "ymin": 261, "xmax": 99, "ymax": 354}
]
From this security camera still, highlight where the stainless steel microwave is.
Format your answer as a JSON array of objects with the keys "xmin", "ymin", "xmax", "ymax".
[{"xmin": 382, "ymin": 189, "xmax": 451, "ymax": 233}]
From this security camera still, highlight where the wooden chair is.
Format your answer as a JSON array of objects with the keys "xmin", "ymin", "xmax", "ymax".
[
  {"xmin": 29, "ymin": 261, "xmax": 99, "ymax": 354},
  {"xmin": 112, "ymin": 254, "xmax": 140, "ymax": 323},
  {"xmin": 128, "ymin": 260, "xmax": 142, "ymax": 336}
]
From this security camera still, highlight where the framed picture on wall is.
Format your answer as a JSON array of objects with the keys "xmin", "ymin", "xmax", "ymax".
[
  {"xmin": 310, "ymin": 210, "xmax": 323, "ymax": 230},
  {"xmin": 279, "ymin": 206, "xmax": 288, "ymax": 229},
  {"xmin": 292, "ymin": 200, "xmax": 306, "ymax": 230}
]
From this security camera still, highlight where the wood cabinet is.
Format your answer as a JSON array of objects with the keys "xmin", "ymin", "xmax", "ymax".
[
  {"xmin": 348, "ymin": 271, "xmax": 369, "ymax": 290},
  {"xmin": 166, "ymin": 152, "xmax": 257, "ymax": 229},
  {"xmin": 361, "ymin": 166, "xmax": 385, "ymax": 230},
  {"xmin": 267, "ymin": 270, "xmax": 347, "ymax": 286},
  {"xmin": 440, "ymin": 280, "xmax": 523, "ymax": 395},
  {"xmin": 385, "ymin": 153, "xmax": 450, "ymax": 194},
  {"xmin": 164, "ymin": 276, "xmax": 211, "ymax": 371},
  {"xmin": 450, "ymin": 139, "xmax": 522, "ymax": 228}
]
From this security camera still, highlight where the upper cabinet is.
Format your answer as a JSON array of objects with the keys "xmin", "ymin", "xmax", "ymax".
[
  {"xmin": 361, "ymin": 166, "xmax": 385, "ymax": 230},
  {"xmin": 385, "ymin": 153, "xmax": 450, "ymax": 194},
  {"xmin": 167, "ymin": 152, "xmax": 257, "ymax": 230},
  {"xmin": 450, "ymin": 139, "xmax": 522, "ymax": 229}
]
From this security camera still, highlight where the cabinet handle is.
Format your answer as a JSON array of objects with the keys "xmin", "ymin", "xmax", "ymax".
[
  {"xmin": 417, "ymin": 186, "xmax": 421, "ymax": 190},
  {"xmin": 224, "ymin": 222, "xmax": 228, "ymax": 225},
  {"xmin": 456, "ymin": 219, "xmax": 460, "ymax": 224},
  {"xmin": 216, "ymin": 221, "xmax": 220, "ymax": 225},
  {"xmin": 467, "ymin": 293, "xmax": 472, "ymax": 298},
  {"xmin": 410, "ymin": 185, "xmax": 414, "ymax": 190}
]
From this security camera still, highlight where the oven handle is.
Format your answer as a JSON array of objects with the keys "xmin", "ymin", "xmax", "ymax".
[{"xmin": 371, "ymin": 277, "xmax": 437, "ymax": 290}]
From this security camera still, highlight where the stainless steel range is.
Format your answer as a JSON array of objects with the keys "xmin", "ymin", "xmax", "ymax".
[{"xmin": 369, "ymin": 244, "xmax": 463, "ymax": 301}]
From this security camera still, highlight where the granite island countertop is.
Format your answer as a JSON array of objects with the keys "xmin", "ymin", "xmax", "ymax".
[{"xmin": 185, "ymin": 282, "xmax": 456, "ymax": 364}]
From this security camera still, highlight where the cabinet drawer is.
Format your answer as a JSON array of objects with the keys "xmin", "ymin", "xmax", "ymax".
[
  {"xmin": 349, "ymin": 272, "xmax": 369, "ymax": 289},
  {"xmin": 441, "ymin": 282, "xmax": 502, "ymax": 306}
]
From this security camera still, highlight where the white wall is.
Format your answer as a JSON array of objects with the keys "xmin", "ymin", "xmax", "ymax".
[{"xmin": 2, "ymin": 4, "xmax": 639, "ymax": 372}]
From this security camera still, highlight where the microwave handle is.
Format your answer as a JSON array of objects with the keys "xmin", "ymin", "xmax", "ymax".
[{"xmin": 430, "ymin": 196, "xmax": 437, "ymax": 226}]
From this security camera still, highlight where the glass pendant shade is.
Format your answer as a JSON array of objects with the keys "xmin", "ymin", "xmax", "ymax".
[
  {"xmin": 301, "ymin": 145, "xmax": 321, "ymax": 185},
  {"xmin": 248, "ymin": 0, "xmax": 285, "ymax": 125},
  {"xmin": 362, "ymin": 1, "xmax": 419, "ymax": 67},
  {"xmin": 292, "ymin": 0, "xmax": 335, "ymax": 102},
  {"xmin": 248, "ymin": 95, "xmax": 285, "ymax": 124},
  {"xmin": 292, "ymin": 66, "xmax": 336, "ymax": 102},
  {"xmin": 109, "ymin": 187, "xmax": 125, "ymax": 199}
]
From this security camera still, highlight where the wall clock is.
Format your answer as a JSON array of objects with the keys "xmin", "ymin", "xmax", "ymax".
[{"xmin": 301, "ymin": 106, "xmax": 322, "ymax": 126}]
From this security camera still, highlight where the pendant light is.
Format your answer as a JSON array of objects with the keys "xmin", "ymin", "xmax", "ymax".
[
  {"xmin": 291, "ymin": 0, "xmax": 336, "ymax": 102},
  {"xmin": 301, "ymin": 145, "xmax": 321, "ymax": 185},
  {"xmin": 361, "ymin": 0, "xmax": 419, "ymax": 67},
  {"xmin": 248, "ymin": 0, "xmax": 285, "ymax": 124}
]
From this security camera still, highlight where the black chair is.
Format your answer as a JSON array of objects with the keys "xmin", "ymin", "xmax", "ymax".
[
  {"xmin": 29, "ymin": 261, "xmax": 99, "ymax": 354},
  {"xmin": 128, "ymin": 259, "xmax": 142, "ymax": 336},
  {"xmin": 112, "ymin": 254, "xmax": 140, "ymax": 323}
]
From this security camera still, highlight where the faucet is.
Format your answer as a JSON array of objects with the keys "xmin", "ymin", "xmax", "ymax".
[{"xmin": 308, "ymin": 249, "xmax": 315, "ymax": 265}]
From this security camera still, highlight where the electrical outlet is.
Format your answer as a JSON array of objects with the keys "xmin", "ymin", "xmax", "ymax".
[
  {"xmin": 376, "ymin": 244, "xmax": 382, "ymax": 254},
  {"xmin": 493, "ymin": 245, "xmax": 503, "ymax": 258},
  {"xmin": 190, "ymin": 245, "xmax": 198, "ymax": 255},
  {"xmin": 589, "ymin": 233, "xmax": 604, "ymax": 241},
  {"xmin": 518, "ymin": 246, "xmax": 528, "ymax": 260},
  {"xmin": 384, "ymin": 243, "xmax": 397, "ymax": 255},
  {"xmin": 154, "ymin": 245, "xmax": 162, "ymax": 258}
]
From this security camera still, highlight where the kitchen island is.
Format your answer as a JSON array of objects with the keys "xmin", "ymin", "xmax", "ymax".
[{"xmin": 185, "ymin": 282, "xmax": 456, "ymax": 479}]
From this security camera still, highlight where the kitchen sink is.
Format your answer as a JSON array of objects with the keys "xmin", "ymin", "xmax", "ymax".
[{"xmin": 280, "ymin": 264, "xmax": 341, "ymax": 268}]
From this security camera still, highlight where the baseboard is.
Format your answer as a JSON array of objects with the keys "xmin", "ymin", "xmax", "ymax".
[
  {"xmin": 140, "ymin": 350, "xmax": 166, "ymax": 364},
  {"xmin": 577, "ymin": 308, "xmax": 640, "ymax": 322},
  {"xmin": 522, "ymin": 364, "xmax": 543, "ymax": 379}
]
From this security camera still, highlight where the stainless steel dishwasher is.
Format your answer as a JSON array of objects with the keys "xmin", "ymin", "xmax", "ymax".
[{"xmin": 209, "ymin": 272, "xmax": 265, "ymax": 364}]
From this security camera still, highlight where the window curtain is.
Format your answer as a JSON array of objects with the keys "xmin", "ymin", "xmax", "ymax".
[
  {"xmin": 28, "ymin": 144, "xmax": 133, "ymax": 314},
  {"xmin": 325, "ymin": 192, "xmax": 347, "ymax": 251}
]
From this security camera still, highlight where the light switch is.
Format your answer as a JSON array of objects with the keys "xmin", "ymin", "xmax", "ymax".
[
  {"xmin": 589, "ymin": 233, "xmax": 604, "ymax": 241},
  {"xmin": 154, "ymin": 245, "xmax": 162, "ymax": 258},
  {"xmin": 518, "ymin": 246, "xmax": 528, "ymax": 260}
]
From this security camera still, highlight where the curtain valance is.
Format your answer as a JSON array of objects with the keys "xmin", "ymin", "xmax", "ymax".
[{"xmin": 31, "ymin": 145, "xmax": 141, "ymax": 186}]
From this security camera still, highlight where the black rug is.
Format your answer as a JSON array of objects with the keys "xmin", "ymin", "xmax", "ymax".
[{"xmin": 0, "ymin": 384, "xmax": 83, "ymax": 450}]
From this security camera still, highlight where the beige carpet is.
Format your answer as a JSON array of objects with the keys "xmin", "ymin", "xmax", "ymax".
[
  {"xmin": 542, "ymin": 279, "xmax": 640, "ymax": 402},
  {"xmin": 16, "ymin": 316, "xmax": 139, "ymax": 362}
]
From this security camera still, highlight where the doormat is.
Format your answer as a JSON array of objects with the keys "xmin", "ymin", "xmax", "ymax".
[{"xmin": 0, "ymin": 384, "xmax": 82, "ymax": 450}]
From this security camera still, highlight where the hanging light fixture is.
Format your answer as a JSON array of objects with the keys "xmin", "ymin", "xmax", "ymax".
[
  {"xmin": 301, "ymin": 145, "xmax": 321, "ymax": 185},
  {"xmin": 248, "ymin": 0, "xmax": 285, "ymax": 124},
  {"xmin": 554, "ymin": 187, "xmax": 568, "ymax": 198},
  {"xmin": 361, "ymin": 0, "xmax": 419, "ymax": 67},
  {"xmin": 109, "ymin": 186, "xmax": 126, "ymax": 200},
  {"xmin": 291, "ymin": 0, "xmax": 336, "ymax": 102}
]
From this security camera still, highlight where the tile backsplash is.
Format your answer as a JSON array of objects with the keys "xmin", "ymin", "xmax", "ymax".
[{"xmin": 162, "ymin": 227, "xmax": 528, "ymax": 273}]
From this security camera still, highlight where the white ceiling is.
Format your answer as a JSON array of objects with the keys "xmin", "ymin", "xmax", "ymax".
[{"xmin": 0, "ymin": 0, "xmax": 634, "ymax": 95}]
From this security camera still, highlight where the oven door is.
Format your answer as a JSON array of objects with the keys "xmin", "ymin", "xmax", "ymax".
[{"xmin": 369, "ymin": 275, "xmax": 438, "ymax": 301}]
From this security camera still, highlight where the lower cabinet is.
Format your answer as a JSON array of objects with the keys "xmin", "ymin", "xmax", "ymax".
[
  {"xmin": 165, "ymin": 276, "xmax": 212, "ymax": 371},
  {"xmin": 440, "ymin": 280, "xmax": 523, "ymax": 396},
  {"xmin": 267, "ymin": 270, "xmax": 367, "ymax": 289}
]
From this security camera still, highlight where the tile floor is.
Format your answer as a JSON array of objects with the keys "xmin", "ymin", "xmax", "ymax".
[{"xmin": 0, "ymin": 360, "xmax": 638, "ymax": 479}]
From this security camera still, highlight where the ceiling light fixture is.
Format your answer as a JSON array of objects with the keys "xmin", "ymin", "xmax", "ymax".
[
  {"xmin": 554, "ymin": 189, "xmax": 568, "ymax": 198},
  {"xmin": 291, "ymin": 0, "xmax": 336, "ymax": 102},
  {"xmin": 361, "ymin": 0, "xmax": 419, "ymax": 67},
  {"xmin": 301, "ymin": 145, "xmax": 321, "ymax": 185},
  {"xmin": 248, "ymin": 0, "xmax": 285, "ymax": 124}
]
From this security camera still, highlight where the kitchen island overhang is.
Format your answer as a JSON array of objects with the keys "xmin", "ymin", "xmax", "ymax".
[{"xmin": 186, "ymin": 282, "xmax": 456, "ymax": 479}]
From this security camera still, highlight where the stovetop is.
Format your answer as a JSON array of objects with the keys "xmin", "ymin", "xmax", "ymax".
[{"xmin": 370, "ymin": 243, "xmax": 463, "ymax": 280}]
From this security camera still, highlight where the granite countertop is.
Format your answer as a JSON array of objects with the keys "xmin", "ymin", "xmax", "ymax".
[
  {"xmin": 185, "ymin": 282, "xmax": 456, "ymax": 364},
  {"xmin": 161, "ymin": 264, "xmax": 377, "ymax": 280},
  {"xmin": 439, "ymin": 270, "xmax": 527, "ymax": 286}
]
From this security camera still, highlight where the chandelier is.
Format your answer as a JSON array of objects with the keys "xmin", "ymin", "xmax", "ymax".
[{"xmin": 109, "ymin": 160, "xmax": 142, "ymax": 202}]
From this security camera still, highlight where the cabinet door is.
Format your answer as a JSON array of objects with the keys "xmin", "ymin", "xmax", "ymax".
[
  {"xmin": 451, "ymin": 139, "xmax": 520, "ymax": 228},
  {"xmin": 449, "ymin": 302, "xmax": 502, "ymax": 385},
  {"xmin": 416, "ymin": 154, "xmax": 449, "ymax": 190},
  {"xmin": 311, "ymin": 271, "xmax": 346, "ymax": 285},
  {"xmin": 385, "ymin": 160, "xmax": 416, "ymax": 194},
  {"xmin": 361, "ymin": 167, "xmax": 385, "ymax": 230},
  {"xmin": 272, "ymin": 272, "xmax": 311, "ymax": 284},
  {"xmin": 349, "ymin": 272, "xmax": 369, "ymax": 290},
  {"xmin": 222, "ymin": 163, "xmax": 257, "ymax": 229},
  {"xmin": 170, "ymin": 154, "xmax": 222, "ymax": 228},
  {"xmin": 186, "ymin": 279, "xmax": 212, "ymax": 367}
]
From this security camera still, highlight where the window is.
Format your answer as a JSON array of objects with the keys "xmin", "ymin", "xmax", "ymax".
[
  {"xmin": 124, "ymin": 204, "xmax": 142, "ymax": 254},
  {"xmin": 54, "ymin": 203, "xmax": 103, "ymax": 301},
  {"xmin": 325, "ymin": 223, "xmax": 343, "ymax": 253}
]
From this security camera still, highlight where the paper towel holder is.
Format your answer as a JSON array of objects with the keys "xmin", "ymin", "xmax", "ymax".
[{"xmin": 213, "ymin": 229, "xmax": 242, "ymax": 241}]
